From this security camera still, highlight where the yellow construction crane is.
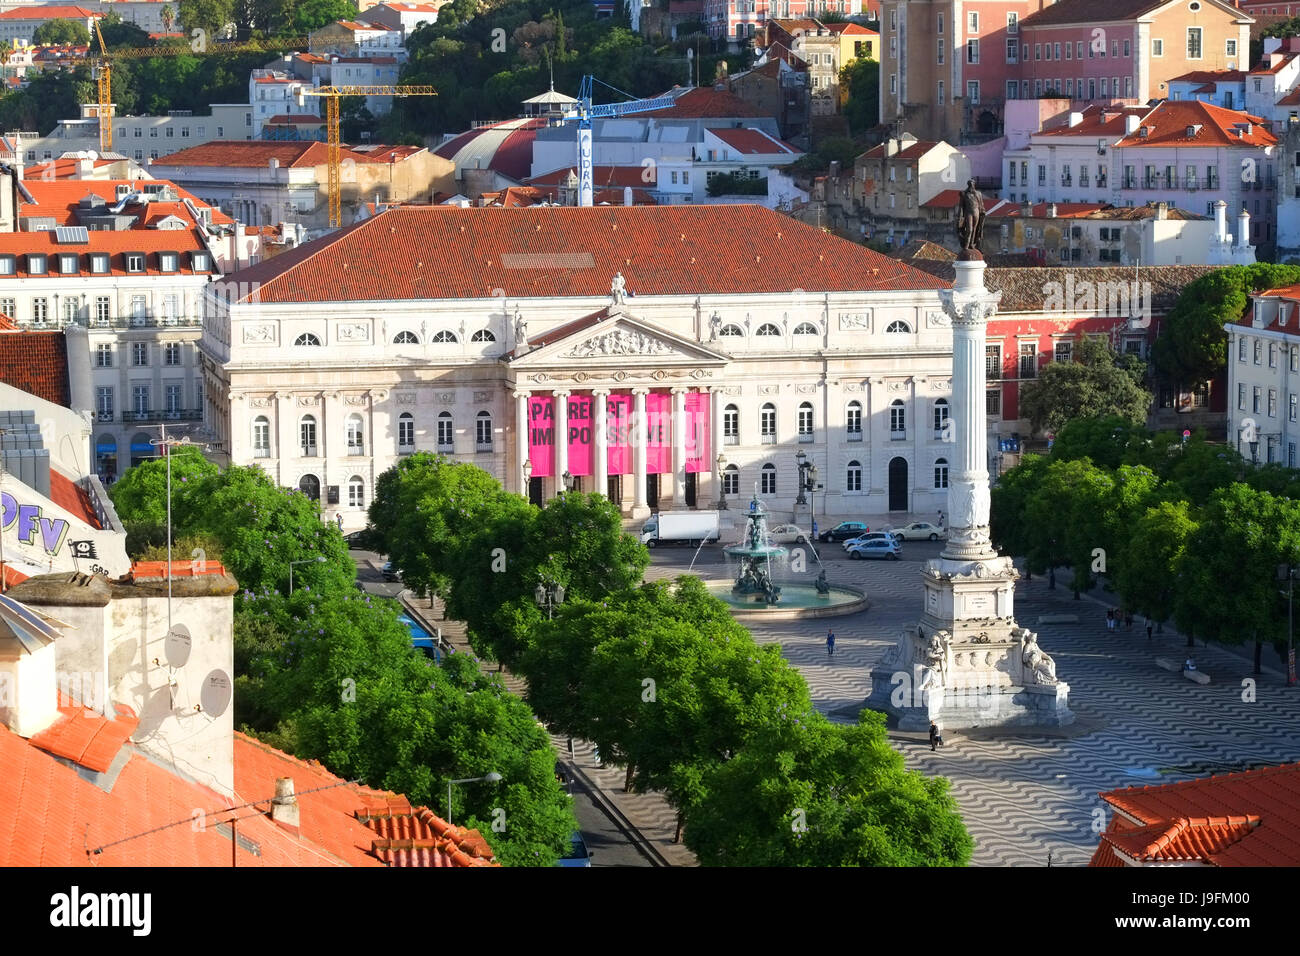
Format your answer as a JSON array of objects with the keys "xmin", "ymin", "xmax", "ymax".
[
  {"xmin": 92, "ymin": 25, "xmax": 308, "ymax": 152},
  {"xmin": 297, "ymin": 85, "xmax": 436, "ymax": 228}
]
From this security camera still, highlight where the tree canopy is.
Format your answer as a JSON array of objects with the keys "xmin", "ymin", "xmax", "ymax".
[
  {"xmin": 1018, "ymin": 336, "xmax": 1151, "ymax": 436},
  {"xmin": 33, "ymin": 19, "xmax": 91, "ymax": 46},
  {"xmin": 840, "ymin": 56, "xmax": 879, "ymax": 135}
]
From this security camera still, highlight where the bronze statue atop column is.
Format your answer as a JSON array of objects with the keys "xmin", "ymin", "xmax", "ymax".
[{"xmin": 956, "ymin": 180, "xmax": 986, "ymax": 256}]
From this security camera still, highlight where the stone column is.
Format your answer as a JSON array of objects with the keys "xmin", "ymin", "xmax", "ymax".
[
  {"xmin": 940, "ymin": 259, "xmax": 1001, "ymax": 561},
  {"xmin": 632, "ymin": 387, "xmax": 649, "ymax": 518},
  {"xmin": 553, "ymin": 389, "xmax": 570, "ymax": 493},
  {"xmin": 671, "ymin": 387, "xmax": 687, "ymax": 507},
  {"xmin": 593, "ymin": 389, "xmax": 609, "ymax": 500},
  {"xmin": 710, "ymin": 387, "xmax": 724, "ymax": 504},
  {"xmin": 275, "ymin": 391, "xmax": 294, "ymax": 487},
  {"xmin": 514, "ymin": 390, "xmax": 530, "ymax": 495}
]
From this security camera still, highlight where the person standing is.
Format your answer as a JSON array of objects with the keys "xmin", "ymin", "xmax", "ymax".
[
  {"xmin": 1146, "ymin": 621, "xmax": 1154, "ymax": 641},
  {"xmin": 826, "ymin": 628, "xmax": 836, "ymax": 659},
  {"xmin": 929, "ymin": 721, "xmax": 943, "ymax": 752},
  {"xmin": 937, "ymin": 510, "xmax": 945, "ymax": 528}
]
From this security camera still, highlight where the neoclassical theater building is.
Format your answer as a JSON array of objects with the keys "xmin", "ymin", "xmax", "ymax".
[{"xmin": 200, "ymin": 205, "xmax": 959, "ymax": 531}]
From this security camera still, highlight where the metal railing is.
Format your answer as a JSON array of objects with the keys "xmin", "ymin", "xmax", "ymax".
[{"xmin": 120, "ymin": 408, "xmax": 202, "ymax": 423}]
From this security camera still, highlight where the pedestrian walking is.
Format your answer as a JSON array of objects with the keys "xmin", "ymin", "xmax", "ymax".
[
  {"xmin": 929, "ymin": 721, "xmax": 943, "ymax": 752},
  {"xmin": 1146, "ymin": 621, "xmax": 1154, "ymax": 641},
  {"xmin": 826, "ymin": 628, "xmax": 836, "ymax": 659},
  {"xmin": 1124, "ymin": 610, "xmax": 1134, "ymax": 630},
  {"xmin": 937, "ymin": 510, "xmax": 945, "ymax": 528},
  {"xmin": 811, "ymin": 518, "xmax": 818, "ymax": 539},
  {"xmin": 1105, "ymin": 608, "xmax": 1114, "ymax": 631}
]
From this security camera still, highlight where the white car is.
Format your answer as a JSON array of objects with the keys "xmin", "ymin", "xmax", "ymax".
[
  {"xmin": 842, "ymin": 531, "xmax": 899, "ymax": 551},
  {"xmin": 886, "ymin": 522, "xmax": 947, "ymax": 542},
  {"xmin": 765, "ymin": 523, "xmax": 812, "ymax": 545}
]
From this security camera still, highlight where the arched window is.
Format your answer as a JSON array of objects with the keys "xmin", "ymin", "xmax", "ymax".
[
  {"xmin": 436, "ymin": 411, "xmax": 453, "ymax": 450},
  {"xmin": 346, "ymin": 414, "xmax": 364, "ymax": 454},
  {"xmin": 293, "ymin": 332, "xmax": 322, "ymax": 346},
  {"xmin": 756, "ymin": 323, "xmax": 781, "ymax": 337},
  {"xmin": 720, "ymin": 324, "xmax": 744, "ymax": 337},
  {"xmin": 934, "ymin": 457, "xmax": 950, "ymax": 489},
  {"xmin": 793, "ymin": 322, "xmax": 818, "ymax": 335},
  {"xmin": 723, "ymin": 404, "xmax": 739, "ymax": 444},
  {"xmin": 760, "ymin": 402, "xmax": 776, "ymax": 443},
  {"xmin": 889, "ymin": 400, "xmax": 906, "ymax": 436},
  {"xmin": 797, "ymin": 401, "xmax": 814, "ymax": 442},
  {"xmin": 300, "ymin": 414, "xmax": 317, "ymax": 456},
  {"xmin": 348, "ymin": 475, "xmax": 365, "ymax": 508},
  {"xmin": 431, "ymin": 329, "xmax": 458, "ymax": 343},
  {"xmin": 846, "ymin": 459, "xmax": 862, "ymax": 492},
  {"xmin": 846, "ymin": 400, "xmax": 862, "ymax": 440},
  {"xmin": 933, "ymin": 398, "xmax": 950, "ymax": 437},
  {"xmin": 471, "ymin": 329, "xmax": 496, "ymax": 342},
  {"xmin": 475, "ymin": 410, "xmax": 493, "ymax": 450},
  {"xmin": 885, "ymin": 320, "xmax": 912, "ymax": 333},
  {"xmin": 760, "ymin": 462, "xmax": 777, "ymax": 494},
  {"xmin": 252, "ymin": 415, "xmax": 270, "ymax": 457},
  {"xmin": 298, "ymin": 474, "xmax": 320, "ymax": 500},
  {"xmin": 723, "ymin": 463, "xmax": 740, "ymax": 495},
  {"xmin": 392, "ymin": 330, "xmax": 419, "ymax": 344},
  {"xmin": 397, "ymin": 411, "xmax": 414, "ymax": 450}
]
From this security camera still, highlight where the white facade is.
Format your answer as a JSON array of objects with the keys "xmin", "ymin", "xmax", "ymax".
[
  {"xmin": 1225, "ymin": 291, "xmax": 1300, "ymax": 468},
  {"xmin": 364, "ymin": 2, "xmax": 440, "ymax": 37},
  {"xmin": 17, "ymin": 103, "xmax": 253, "ymax": 164}
]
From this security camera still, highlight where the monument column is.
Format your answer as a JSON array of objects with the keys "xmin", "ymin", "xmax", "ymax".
[
  {"xmin": 514, "ymin": 389, "xmax": 530, "ymax": 495},
  {"xmin": 553, "ymin": 389, "xmax": 571, "ymax": 493},
  {"xmin": 632, "ymin": 387, "xmax": 649, "ymax": 518},
  {"xmin": 593, "ymin": 389, "xmax": 609, "ymax": 499},
  {"xmin": 671, "ymin": 387, "xmax": 687, "ymax": 507}
]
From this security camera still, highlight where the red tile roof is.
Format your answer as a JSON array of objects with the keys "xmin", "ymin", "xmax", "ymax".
[
  {"xmin": 0, "ymin": 5, "xmax": 100, "ymax": 18},
  {"xmin": 0, "ymin": 231, "xmax": 210, "ymax": 277},
  {"xmin": 130, "ymin": 560, "xmax": 229, "ymax": 579},
  {"xmin": 1093, "ymin": 762, "xmax": 1300, "ymax": 867},
  {"xmin": 264, "ymin": 114, "xmax": 325, "ymax": 125},
  {"xmin": 639, "ymin": 86, "xmax": 773, "ymax": 119},
  {"xmin": 1170, "ymin": 69, "xmax": 1247, "ymax": 84},
  {"xmin": 527, "ymin": 164, "xmax": 658, "ymax": 188},
  {"xmin": 19, "ymin": 179, "xmax": 232, "ymax": 227},
  {"xmin": 859, "ymin": 139, "xmax": 942, "ymax": 160},
  {"xmin": 151, "ymin": 141, "xmax": 380, "ymax": 169},
  {"xmin": 823, "ymin": 22, "xmax": 877, "ymax": 35},
  {"xmin": 29, "ymin": 703, "xmax": 138, "ymax": 773},
  {"xmin": 1113, "ymin": 100, "xmax": 1277, "ymax": 148},
  {"xmin": 0, "ymin": 328, "xmax": 70, "ymax": 406},
  {"xmin": 227, "ymin": 205, "xmax": 950, "ymax": 304},
  {"xmin": 1020, "ymin": 0, "xmax": 1170, "ymax": 27},
  {"xmin": 707, "ymin": 126, "xmax": 800, "ymax": 155},
  {"xmin": 23, "ymin": 157, "xmax": 118, "ymax": 179},
  {"xmin": 433, "ymin": 118, "xmax": 547, "ymax": 181},
  {"xmin": 1251, "ymin": 52, "xmax": 1299, "ymax": 75},
  {"xmin": 1035, "ymin": 103, "xmax": 1149, "ymax": 138},
  {"xmin": 48, "ymin": 470, "xmax": 101, "ymax": 529}
]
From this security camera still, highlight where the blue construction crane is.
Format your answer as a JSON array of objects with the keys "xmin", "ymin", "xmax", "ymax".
[{"xmin": 563, "ymin": 75, "xmax": 677, "ymax": 207}]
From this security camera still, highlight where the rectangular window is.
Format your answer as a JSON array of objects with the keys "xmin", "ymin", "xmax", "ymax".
[
  {"xmin": 986, "ymin": 344, "xmax": 1002, "ymax": 378},
  {"xmin": 301, "ymin": 418, "xmax": 317, "ymax": 456},
  {"xmin": 1019, "ymin": 343, "xmax": 1037, "ymax": 378},
  {"xmin": 723, "ymin": 406, "xmax": 738, "ymax": 444},
  {"xmin": 986, "ymin": 388, "xmax": 1001, "ymax": 417},
  {"xmin": 760, "ymin": 405, "xmax": 776, "ymax": 442},
  {"xmin": 1066, "ymin": 41, "xmax": 1072, "ymax": 60},
  {"xmin": 890, "ymin": 403, "xmax": 906, "ymax": 436},
  {"xmin": 938, "ymin": 38, "xmax": 945, "ymax": 64},
  {"xmin": 936, "ymin": 12, "xmax": 942, "ymax": 33},
  {"xmin": 1238, "ymin": 383, "xmax": 1247, "ymax": 409},
  {"xmin": 1255, "ymin": 339, "xmax": 1263, "ymax": 365},
  {"xmin": 132, "ymin": 385, "xmax": 150, "ymax": 417},
  {"xmin": 967, "ymin": 39, "xmax": 979, "ymax": 64},
  {"xmin": 1054, "ymin": 340, "xmax": 1073, "ymax": 363},
  {"xmin": 1270, "ymin": 388, "xmax": 1278, "ymax": 417},
  {"xmin": 846, "ymin": 463, "xmax": 862, "ymax": 492},
  {"xmin": 1035, "ymin": 43, "xmax": 1041, "ymax": 61},
  {"xmin": 1152, "ymin": 38, "xmax": 1163, "ymax": 57},
  {"xmin": 164, "ymin": 342, "xmax": 182, "ymax": 366},
  {"xmin": 1054, "ymin": 42, "xmax": 1061, "ymax": 59},
  {"xmin": 1292, "ymin": 346, "xmax": 1299, "ymax": 372},
  {"xmin": 1292, "ymin": 394, "xmax": 1298, "ymax": 422},
  {"xmin": 846, "ymin": 403, "xmax": 862, "ymax": 437},
  {"xmin": 1187, "ymin": 28, "xmax": 1202, "ymax": 59},
  {"xmin": 797, "ymin": 405, "xmax": 814, "ymax": 441},
  {"xmin": 96, "ymin": 387, "xmax": 113, "ymax": 421},
  {"xmin": 165, "ymin": 384, "xmax": 183, "ymax": 416},
  {"xmin": 967, "ymin": 81, "xmax": 980, "ymax": 104},
  {"xmin": 1227, "ymin": 39, "xmax": 1237, "ymax": 57},
  {"xmin": 761, "ymin": 468, "xmax": 776, "ymax": 495},
  {"xmin": 1112, "ymin": 39, "xmax": 1118, "ymax": 57},
  {"xmin": 132, "ymin": 342, "xmax": 149, "ymax": 366},
  {"xmin": 1253, "ymin": 386, "xmax": 1262, "ymax": 413},
  {"xmin": 95, "ymin": 343, "xmax": 113, "ymax": 367},
  {"xmin": 1007, "ymin": 12, "xmax": 1018, "ymax": 34},
  {"xmin": 967, "ymin": 11, "xmax": 978, "ymax": 33},
  {"xmin": 1270, "ymin": 342, "xmax": 1278, "ymax": 368},
  {"xmin": 95, "ymin": 295, "xmax": 111, "ymax": 324},
  {"xmin": 32, "ymin": 298, "xmax": 47, "ymax": 324}
]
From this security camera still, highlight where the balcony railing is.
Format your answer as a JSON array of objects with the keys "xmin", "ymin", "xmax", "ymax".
[
  {"xmin": 798, "ymin": 432, "xmax": 814, "ymax": 443},
  {"xmin": 724, "ymin": 432, "xmax": 739, "ymax": 446},
  {"xmin": 1079, "ymin": 176, "xmax": 1089, "ymax": 187},
  {"xmin": 121, "ymin": 408, "xmax": 202, "ymax": 423},
  {"xmin": 890, "ymin": 429, "xmax": 907, "ymax": 441},
  {"xmin": 760, "ymin": 431, "xmax": 776, "ymax": 444},
  {"xmin": 96, "ymin": 410, "xmax": 114, "ymax": 422},
  {"xmin": 847, "ymin": 429, "xmax": 863, "ymax": 442},
  {"xmin": 1121, "ymin": 177, "xmax": 1137, "ymax": 189},
  {"xmin": 86, "ymin": 315, "xmax": 203, "ymax": 330},
  {"xmin": 254, "ymin": 446, "xmax": 271, "ymax": 458},
  {"xmin": 476, "ymin": 441, "xmax": 493, "ymax": 453}
]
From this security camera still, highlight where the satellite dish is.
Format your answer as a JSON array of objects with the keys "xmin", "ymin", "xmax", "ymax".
[
  {"xmin": 164, "ymin": 624, "xmax": 192, "ymax": 667},
  {"xmin": 201, "ymin": 670, "xmax": 232, "ymax": 717}
]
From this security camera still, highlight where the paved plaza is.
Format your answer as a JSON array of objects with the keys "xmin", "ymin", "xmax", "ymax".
[{"xmin": 647, "ymin": 541, "xmax": 1300, "ymax": 866}]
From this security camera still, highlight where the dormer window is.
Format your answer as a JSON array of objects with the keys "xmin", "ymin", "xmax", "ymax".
[
  {"xmin": 59, "ymin": 253, "xmax": 78, "ymax": 275},
  {"xmin": 90, "ymin": 253, "xmax": 109, "ymax": 274},
  {"xmin": 0, "ymin": 255, "xmax": 14, "ymax": 276},
  {"xmin": 191, "ymin": 252, "xmax": 209, "ymax": 272},
  {"xmin": 125, "ymin": 253, "xmax": 145, "ymax": 273},
  {"xmin": 159, "ymin": 251, "xmax": 178, "ymax": 273},
  {"xmin": 27, "ymin": 253, "xmax": 46, "ymax": 275}
]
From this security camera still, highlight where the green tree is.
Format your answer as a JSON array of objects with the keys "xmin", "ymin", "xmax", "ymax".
[
  {"xmin": 683, "ymin": 710, "xmax": 973, "ymax": 866},
  {"xmin": 1048, "ymin": 416, "xmax": 1154, "ymax": 471},
  {"xmin": 990, "ymin": 453, "xmax": 1051, "ymax": 560},
  {"xmin": 33, "ymin": 19, "xmax": 91, "ymax": 46},
  {"xmin": 840, "ymin": 56, "xmax": 879, "ymax": 135},
  {"xmin": 1018, "ymin": 336, "xmax": 1151, "ymax": 437},
  {"xmin": 108, "ymin": 445, "xmax": 219, "ymax": 527},
  {"xmin": 179, "ymin": 0, "xmax": 236, "ymax": 40},
  {"xmin": 1115, "ymin": 499, "xmax": 1198, "ymax": 629},
  {"xmin": 97, "ymin": 12, "xmax": 152, "ymax": 49},
  {"xmin": 289, "ymin": 0, "xmax": 358, "ymax": 34},
  {"xmin": 1023, "ymin": 458, "xmax": 1114, "ymax": 594}
]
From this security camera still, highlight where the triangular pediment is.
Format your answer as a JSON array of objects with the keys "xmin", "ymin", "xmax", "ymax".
[{"xmin": 511, "ymin": 310, "xmax": 729, "ymax": 368}]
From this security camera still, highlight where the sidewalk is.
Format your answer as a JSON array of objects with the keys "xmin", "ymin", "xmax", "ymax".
[{"xmin": 401, "ymin": 591, "xmax": 699, "ymax": 867}]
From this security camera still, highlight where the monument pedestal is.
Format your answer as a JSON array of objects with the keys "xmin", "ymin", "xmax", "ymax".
[{"xmin": 865, "ymin": 248, "xmax": 1073, "ymax": 730}]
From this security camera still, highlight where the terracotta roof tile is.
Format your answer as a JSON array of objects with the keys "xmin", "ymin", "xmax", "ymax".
[
  {"xmin": 859, "ymin": 139, "xmax": 941, "ymax": 160},
  {"xmin": 1035, "ymin": 104, "xmax": 1150, "ymax": 138},
  {"xmin": 1096, "ymin": 761, "xmax": 1300, "ymax": 866},
  {"xmin": 0, "ymin": 5, "xmax": 100, "ymax": 18},
  {"xmin": 29, "ymin": 703, "xmax": 138, "ymax": 773},
  {"xmin": 639, "ymin": 86, "xmax": 773, "ymax": 118},
  {"xmin": 1021, "ymin": 0, "xmax": 1175, "ymax": 28},
  {"xmin": 707, "ymin": 127, "xmax": 800, "ymax": 155},
  {"xmin": 152, "ymin": 141, "xmax": 381, "ymax": 169},
  {"xmin": 1113, "ymin": 100, "xmax": 1277, "ymax": 148},
  {"xmin": 48, "ymin": 470, "xmax": 100, "ymax": 529},
  {"xmin": 130, "ymin": 560, "xmax": 228, "ymax": 578},
  {"xmin": 0, "ymin": 328, "xmax": 69, "ymax": 406},
  {"xmin": 226, "ymin": 205, "xmax": 949, "ymax": 304}
]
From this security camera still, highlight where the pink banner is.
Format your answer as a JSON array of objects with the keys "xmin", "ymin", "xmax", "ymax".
[
  {"xmin": 607, "ymin": 394, "xmax": 633, "ymax": 475},
  {"xmin": 646, "ymin": 392, "xmax": 671, "ymax": 475},
  {"xmin": 566, "ymin": 394, "xmax": 594, "ymax": 476},
  {"xmin": 527, "ymin": 395, "xmax": 555, "ymax": 478},
  {"xmin": 685, "ymin": 391, "xmax": 711, "ymax": 473}
]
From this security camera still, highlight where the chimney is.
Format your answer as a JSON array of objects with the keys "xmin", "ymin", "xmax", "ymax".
[
  {"xmin": 885, "ymin": 138, "xmax": 900, "ymax": 157},
  {"xmin": 1068, "ymin": 111, "xmax": 1084, "ymax": 128},
  {"xmin": 0, "ymin": 594, "xmax": 63, "ymax": 739},
  {"xmin": 1237, "ymin": 207, "xmax": 1251, "ymax": 250},
  {"xmin": 271, "ymin": 776, "xmax": 300, "ymax": 830},
  {"xmin": 623, "ymin": 185, "xmax": 633, "ymax": 206},
  {"xmin": 78, "ymin": 155, "xmax": 93, "ymax": 179},
  {"xmin": 1125, "ymin": 114, "xmax": 1140, "ymax": 135},
  {"xmin": 1156, "ymin": 201, "xmax": 1168, "ymax": 220},
  {"xmin": 1047, "ymin": 202, "xmax": 1057, "ymax": 218},
  {"xmin": 1215, "ymin": 199, "xmax": 1228, "ymax": 242},
  {"xmin": 1020, "ymin": 199, "xmax": 1032, "ymax": 218}
]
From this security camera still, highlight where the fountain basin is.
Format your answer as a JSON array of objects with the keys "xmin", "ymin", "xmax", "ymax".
[{"xmin": 705, "ymin": 581, "xmax": 869, "ymax": 620}]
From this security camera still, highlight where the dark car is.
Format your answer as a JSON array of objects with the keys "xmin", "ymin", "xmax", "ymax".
[
  {"xmin": 556, "ymin": 831, "xmax": 593, "ymax": 868},
  {"xmin": 818, "ymin": 521, "xmax": 869, "ymax": 542},
  {"xmin": 381, "ymin": 561, "xmax": 402, "ymax": 582}
]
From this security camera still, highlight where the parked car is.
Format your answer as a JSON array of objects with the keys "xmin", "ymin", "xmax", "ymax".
[
  {"xmin": 842, "ymin": 531, "xmax": 898, "ymax": 551},
  {"xmin": 766, "ymin": 523, "xmax": 811, "ymax": 545},
  {"xmin": 381, "ymin": 561, "xmax": 402, "ymax": 582},
  {"xmin": 818, "ymin": 521, "xmax": 869, "ymax": 542},
  {"xmin": 886, "ymin": 522, "xmax": 946, "ymax": 542},
  {"xmin": 847, "ymin": 538, "xmax": 902, "ymax": 560},
  {"xmin": 556, "ymin": 831, "xmax": 593, "ymax": 867}
]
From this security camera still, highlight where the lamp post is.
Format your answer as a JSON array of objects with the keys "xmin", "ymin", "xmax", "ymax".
[
  {"xmin": 522, "ymin": 457, "xmax": 533, "ymax": 501},
  {"xmin": 715, "ymin": 453, "xmax": 727, "ymax": 510},
  {"xmin": 560, "ymin": 469, "xmax": 573, "ymax": 495},
  {"xmin": 289, "ymin": 556, "xmax": 326, "ymax": 595},
  {"xmin": 1278, "ymin": 564, "xmax": 1298, "ymax": 686},
  {"xmin": 1250, "ymin": 439, "xmax": 1260, "ymax": 464},
  {"xmin": 795, "ymin": 450, "xmax": 809, "ymax": 506},
  {"xmin": 447, "ymin": 771, "xmax": 502, "ymax": 825},
  {"xmin": 534, "ymin": 579, "xmax": 565, "ymax": 620}
]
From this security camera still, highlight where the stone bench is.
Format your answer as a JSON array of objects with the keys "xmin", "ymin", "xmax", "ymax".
[
  {"xmin": 1038, "ymin": 613, "xmax": 1080, "ymax": 625},
  {"xmin": 1184, "ymin": 670, "xmax": 1210, "ymax": 685},
  {"xmin": 1155, "ymin": 657, "xmax": 1181, "ymax": 673}
]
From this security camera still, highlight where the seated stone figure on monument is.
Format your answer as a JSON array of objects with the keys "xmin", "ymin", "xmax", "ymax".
[{"xmin": 956, "ymin": 180, "xmax": 986, "ymax": 257}]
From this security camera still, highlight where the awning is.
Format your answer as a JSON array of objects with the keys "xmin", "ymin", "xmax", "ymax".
[{"xmin": 96, "ymin": 435, "xmax": 117, "ymax": 451}]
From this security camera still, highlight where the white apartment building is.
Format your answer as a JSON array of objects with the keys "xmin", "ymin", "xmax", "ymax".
[
  {"xmin": 363, "ymin": 2, "xmax": 441, "ymax": 38},
  {"xmin": 0, "ymin": 5, "xmax": 99, "ymax": 44},
  {"xmin": 15, "ymin": 103, "xmax": 254, "ymax": 164},
  {"xmin": 201, "ymin": 204, "xmax": 961, "ymax": 532},
  {"xmin": 1225, "ymin": 283, "xmax": 1300, "ymax": 467}
]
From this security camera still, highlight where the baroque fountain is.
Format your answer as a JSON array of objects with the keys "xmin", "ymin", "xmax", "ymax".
[{"xmin": 705, "ymin": 489, "xmax": 868, "ymax": 620}]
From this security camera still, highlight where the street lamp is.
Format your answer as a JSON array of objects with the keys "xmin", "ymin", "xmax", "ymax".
[
  {"xmin": 715, "ymin": 453, "xmax": 728, "ymax": 510},
  {"xmin": 447, "ymin": 771, "xmax": 502, "ymax": 825},
  {"xmin": 560, "ymin": 469, "xmax": 574, "ymax": 494},
  {"xmin": 289, "ymin": 556, "xmax": 326, "ymax": 595},
  {"xmin": 522, "ymin": 457, "xmax": 533, "ymax": 499},
  {"xmin": 534, "ymin": 579, "xmax": 565, "ymax": 619},
  {"xmin": 1250, "ymin": 439, "xmax": 1260, "ymax": 464},
  {"xmin": 795, "ymin": 450, "xmax": 809, "ymax": 506},
  {"xmin": 1277, "ymin": 564, "xmax": 1299, "ymax": 686}
]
